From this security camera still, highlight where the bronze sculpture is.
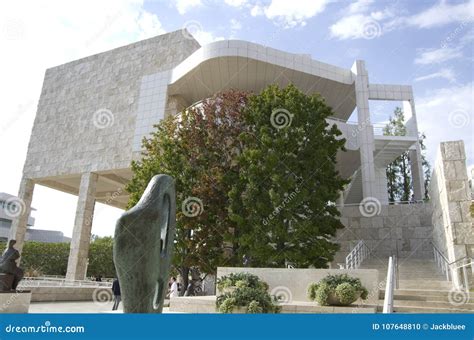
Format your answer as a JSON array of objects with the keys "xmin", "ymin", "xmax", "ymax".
[
  {"xmin": 0, "ymin": 239, "xmax": 24, "ymax": 291},
  {"xmin": 113, "ymin": 174, "xmax": 176, "ymax": 313}
]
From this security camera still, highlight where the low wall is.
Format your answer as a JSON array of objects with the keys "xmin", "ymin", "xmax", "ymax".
[
  {"xmin": 217, "ymin": 267, "xmax": 380, "ymax": 305},
  {"xmin": 334, "ymin": 203, "xmax": 434, "ymax": 264},
  {"xmin": 25, "ymin": 286, "xmax": 108, "ymax": 302}
]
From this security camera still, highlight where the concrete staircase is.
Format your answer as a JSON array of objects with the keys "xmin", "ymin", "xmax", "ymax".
[{"xmin": 360, "ymin": 258, "xmax": 474, "ymax": 313}]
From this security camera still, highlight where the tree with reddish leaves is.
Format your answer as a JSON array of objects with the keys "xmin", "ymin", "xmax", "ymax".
[{"xmin": 126, "ymin": 90, "xmax": 249, "ymax": 292}]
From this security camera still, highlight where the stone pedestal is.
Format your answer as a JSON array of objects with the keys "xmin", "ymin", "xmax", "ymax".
[{"xmin": 0, "ymin": 291, "xmax": 32, "ymax": 313}]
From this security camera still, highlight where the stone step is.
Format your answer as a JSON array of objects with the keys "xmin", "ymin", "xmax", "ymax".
[
  {"xmin": 385, "ymin": 299, "xmax": 474, "ymax": 310},
  {"xmin": 397, "ymin": 280, "xmax": 452, "ymax": 289},
  {"xmin": 376, "ymin": 305, "xmax": 473, "ymax": 313},
  {"xmin": 380, "ymin": 289, "xmax": 474, "ymax": 302}
]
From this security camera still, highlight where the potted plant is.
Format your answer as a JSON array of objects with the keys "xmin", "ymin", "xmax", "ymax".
[
  {"xmin": 307, "ymin": 274, "xmax": 369, "ymax": 306},
  {"xmin": 216, "ymin": 273, "xmax": 280, "ymax": 313}
]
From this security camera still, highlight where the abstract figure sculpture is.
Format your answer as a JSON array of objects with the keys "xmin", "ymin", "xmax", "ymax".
[
  {"xmin": 114, "ymin": 175, "xmax": 176, "ymax": 313},
  {"xmin": 0, "ymin": 240, "xmax": 24, "ymax": 291}
]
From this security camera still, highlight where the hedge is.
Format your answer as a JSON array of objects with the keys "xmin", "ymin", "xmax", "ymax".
[{"xmin": 0, "ymin": 236, "xmax": 115, "ymax": 278}]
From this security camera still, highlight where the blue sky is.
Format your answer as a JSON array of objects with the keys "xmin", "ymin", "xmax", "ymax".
[{"xmin": 0, "ymin": 0, "xmax": 472, "ymax": 237}]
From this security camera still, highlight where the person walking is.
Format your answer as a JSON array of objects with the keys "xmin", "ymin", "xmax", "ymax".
[
  {"xmin": 168, "ymin": 277, "xmax": 178, "ymax": 298},
  {"xmin": 112, "ymin": 278, "xmax": 121, "ymax": 311}
]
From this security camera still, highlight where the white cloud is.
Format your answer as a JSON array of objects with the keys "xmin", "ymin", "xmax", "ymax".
[
  {"xmin": 193, "ymin": 29, "xmax": 225, "ymax": 45},
  {"xmin": 0, "ymin": 0, "xmax": 167, "ymax": 237},
  {"xmin": 251, "ymin": 0, "xmax": 330, "ymax": 28},
  {"xmin": 405, "ymin": 0, "xmax": 474, "ymax": 29},
  {"xmin": 329, "ymin": 12, "xmax": 386, "ymax": 40},
  {"xmin": 416, "ymin": 82, "xmax": 473, "ymax": 168},
  {"xmin": 230, "ymin": 18, "xmax": 242, "ymax": 31},
  {"xmin": 174, "ymin": 0, "xmax": 202, "ymax": 15},
  {"xmin": 414, "ymin": 68, "xmax": 456, "ymax": 83},
  {"xmin": 224, "ymin": 0, "xmax": 248, "ymax": 8},
  {"xmin": 332, "ymin": 0, "xmax": 474, "ymax": 40},
  {"xmin": 414, "ymin": 47, "xmax": 463, "ymax": 65},
  {"xmin": 250, "ymin": 4, "xmax": 264, "ymax": 17},
  {"xmin": 348, "ymin": 0, "xmax": 374, "ymax": 14}
]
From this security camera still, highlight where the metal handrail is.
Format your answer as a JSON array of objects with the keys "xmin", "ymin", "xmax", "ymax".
[
  {"xmin": 383, "ymin": 255, "xmax": 397, "ymax": 313},
  {"xmin": 19, "ymin": 277, "xmax": 112, "ymax": 288},
  {"xmin": 431, "ymin": 242, "xmax": 472, "ymax": 291},
  {"xmin": 337, "ymin": 200, "xmax": 425, "ymax": 208},
  {"xmin": 345, "ymin": 240, "xmax": 370, "ymax": 269}
]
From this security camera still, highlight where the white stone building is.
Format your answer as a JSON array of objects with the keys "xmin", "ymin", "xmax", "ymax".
[
  {"xmin": 10, "ymin": 30, "xmax": 427, "ymax": 280},
  {"xmin": 0, "ymin": 192, "xmax": 69, "ymax": 243}
]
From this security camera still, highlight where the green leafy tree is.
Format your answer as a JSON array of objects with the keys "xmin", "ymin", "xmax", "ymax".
[
  {"xmin": 229, "ymin": 84, "xmax": 348, "ymax": 268},
  {"xmin": 384, "ymin": 107, "xmax": 431, "ymax": 201},
  {"xmin": 419, "ymin": 132, "xmax": 431, "ymax": 200},
  {"xmin": 126, "ymin": 90, "xmax": 249, "ymax": 291}
]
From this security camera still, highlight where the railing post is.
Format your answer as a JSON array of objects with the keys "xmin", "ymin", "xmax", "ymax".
[
  {"xmin": 383, "ymin": 256, "xmax": 394, "ymax": 314},
  {"xmin": 462, "ymin": 259, "xmax": 469, "ymax": 292}
]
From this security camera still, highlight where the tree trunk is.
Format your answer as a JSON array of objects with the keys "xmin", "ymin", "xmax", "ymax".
[{"xmin": 178, "ymin": 266, "xmax": 189, "ymax": 297}]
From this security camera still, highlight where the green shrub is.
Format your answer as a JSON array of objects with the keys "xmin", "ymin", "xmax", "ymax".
[
  {"xmin": 247, "ymin": 300, "xmax": 263, "ymax": 313},
  {"xmin": 314, "ymin": 282, "xmax": 331, "ymax": 306},
  {"xmin": 307, "ymin": 274, "xmax": 368, "ymax": 306},
  {"xmin": 216, "ymin": 273, "xmax": 280, "ymax": 313},
  {"xmin": 335, "ymin": 282, "xmax": 357, "ymax": 305}
]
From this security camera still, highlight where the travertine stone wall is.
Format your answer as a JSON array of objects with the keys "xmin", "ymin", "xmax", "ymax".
[
  {"xmin": 23, "ymin": 30, "xmax": 200, "ymax": 179},
  {"xmin": 334, "ymin": 203, "xmax": 434, "ymax": 264},
  {"xmin": 430, "ymin": 141, "xmax": 474, "ymax": 262}
]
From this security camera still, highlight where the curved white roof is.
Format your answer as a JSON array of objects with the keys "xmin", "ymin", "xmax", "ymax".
[{"xmin": 168, "ymin": 40, "xmax": 357, "ymax": 120}]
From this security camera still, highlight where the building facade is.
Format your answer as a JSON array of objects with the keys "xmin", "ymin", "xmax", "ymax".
[
  {"xmin": 10, "ymin": 30, "xmax": 425, "ymax": 280},
  {"xmin": 1, "ymin": 192, "xmax": 69, "ymax": 243}
]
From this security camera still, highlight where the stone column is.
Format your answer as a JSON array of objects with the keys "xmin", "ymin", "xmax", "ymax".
[
  {"xmin": 66, "ymin": 172, "xmax": 98, "ymax": 281},
  {"xmin": 430, "ymin": 141, "xmax": 473, "ymax": 289},
  {"xmin": 8, "ymin": 177, "xmax": 35, "ymax": 256},
  {"xmin": 351, "ymin": 60, "xmax": 376, "ymax": 200}
]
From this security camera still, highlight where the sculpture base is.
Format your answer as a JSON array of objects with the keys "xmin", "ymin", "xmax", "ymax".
[{"xmin": 0, "ymin": 291, "xmax": 32, "ymax": 313}]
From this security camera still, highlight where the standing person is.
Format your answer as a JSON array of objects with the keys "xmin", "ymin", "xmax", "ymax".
[
  {"xmin": 168, "ymin": 277, "xmax": 178, "ymax": 298},
  {"xmin": 112, "ymin": 278, "xmax": 121, "ymax": 311}
]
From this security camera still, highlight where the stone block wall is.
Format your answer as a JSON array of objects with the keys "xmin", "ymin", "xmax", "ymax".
[
  {"xmin": 23, "ymin": 30, "xmax": 200, "ymax": 179},
  {"xmin": 430, "ymin": 141, "xmax": 474, "ymax": 262},
  {"xmin": 333, "ymin": 203, "xmax": 434, "ymax": 264}
]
